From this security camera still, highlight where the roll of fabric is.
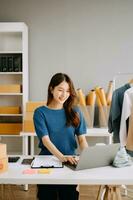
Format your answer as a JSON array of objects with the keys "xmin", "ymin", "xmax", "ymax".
[
  {"xmin": 77, "ymin": 88, "xmax": 86, "ymax": 106},
  {"xmin": 106, "ymin": 81, "xmax": 113, "ymax": 106},
  {"xmin": 99, "ymin": 88, "xmax": 107, "ymax": 106},
  {"xmin": 86, "ymin": 90, "xmax": 96, "ymax": 106}
]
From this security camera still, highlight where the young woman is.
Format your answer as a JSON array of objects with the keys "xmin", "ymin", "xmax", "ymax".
[{"xmin": 33, "ymin": 72, "xmax": 88, "ymax": 200}]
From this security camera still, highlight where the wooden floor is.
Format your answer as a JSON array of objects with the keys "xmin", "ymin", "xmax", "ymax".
[{"xmin": 0, "ymin": 185, "xmax": 133, "ymax": 200}]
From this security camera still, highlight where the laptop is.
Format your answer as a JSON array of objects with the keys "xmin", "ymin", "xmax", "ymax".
[{"xmin": 64, "ymin": 143, "xmax": 120, "ymax": 171}]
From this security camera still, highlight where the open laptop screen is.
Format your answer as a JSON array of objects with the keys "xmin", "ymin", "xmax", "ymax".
[{"xmin": 64, "ymin": 143, "xmax": 120, "ymax": 171}]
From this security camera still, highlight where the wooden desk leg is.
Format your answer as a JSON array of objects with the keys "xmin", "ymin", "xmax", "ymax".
[
  {"xmin": 103, "ymin": 185, "xmax": 110, "ymax": 200},
  {"xmin": 96, "ymin": 185, "xmax": 105, "ymax": 200},
  {"xmin": 103, "ymin": 186, "xmax": 122, "ymax": 200},
  {"xmin": 115, "ymin": 186, "xmax": 122, "ymax": 200},
  {"xmin": 96, "ymin": 185, "xmax": 122, "ymax": 200}
]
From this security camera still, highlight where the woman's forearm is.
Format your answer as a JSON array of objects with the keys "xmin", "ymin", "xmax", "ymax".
[
  {"xmin": 42, "ymin": 135, "xmax": 66, "ymax": 162},
  {"xmin": 78, "ymin": 135, "xmax": 88, "ymax": 150}
]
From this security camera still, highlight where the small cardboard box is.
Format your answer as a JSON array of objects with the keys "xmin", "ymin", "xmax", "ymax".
[
  {"xmin": 23, "ymin": 112, "xmax": 34, "ymax": 132},
  {"xmin": 0, "ymin": 157, "xmax": 8, "ymax": 173},
  {"xmin": 0, "ymin": 123, "xmax": 22, "ymax": 135},
  {"xmin": 23, "ymin": 120, "xmax": 34, "ymax": 132},
  {"xmin": 0, "ymin": 106, "xmax": 21, "ymax": 114},
  {"xmin": 0, "ymin": 143, "xmax": 7, "ymax": 159},
  {"xmin": 0, "ymin": 84, "xmax": 21, "ymax": 93},
  {"xmin": 26, "ymin": 101, "xmax": 46, "ymax": 112}
]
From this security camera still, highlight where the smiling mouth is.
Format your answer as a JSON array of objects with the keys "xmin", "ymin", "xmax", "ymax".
[{"xmin": 59, "ymin": 97, "xmax": 66, "ymax": 101}]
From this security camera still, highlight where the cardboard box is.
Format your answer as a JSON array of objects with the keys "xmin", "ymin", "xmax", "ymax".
[
  {"xmin": 0, "ymin": 84, "xmax": 21, "ymax": 93},
  {"xmin": 23, "ymin": 112, "xmax": 34, "ymax": 132},
  {"xmin": 23, "ymin": 101, "xmax": 47, "ymax": 132},
  {"xmin": 23, "ymin": 120, "xmax": 34, "ymax": 132},
  {"xmin": 24, "ymin": 112, "xmax": 33, "ymax": 120},
  {"xmin": 0, "ymin": 143, "xmax": 7, "ymax": 159},
  {"xmin": 0, "ymin": 123, "xmax": 22, "ymax": 135},
  {"xmin": 26, "ymin": 101, "xmax": 46, "ymax": 112},
  {"xmin": 0, "ymin": 106, "xmax": 21, "ymax": 114},
  {"xmin": 0, "ymin": 157, "xmax": 8, "ymax": 173}
]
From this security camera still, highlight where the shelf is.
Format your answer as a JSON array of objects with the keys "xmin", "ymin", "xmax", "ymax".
[
  {"xmin": 0, "ymin": 114, "xmax": 23, "ymax": 116},
  {"xmin": 20, "ymin": 128, "xmax": 111, "ymax": 137},
  {"xmin": 0, "ymin": 93, "xmax": 23, "ymax": 95},
  {"xmin": 86, "ymin": 132, "xmax": 110, "ymax": 137},
  {"xmin": 0, "ymin": 22, "xmax": 28, "ymax": 155},
  {"xmin": 0, "ymin": 51, "xmax": 22, "ymax": 54},
  {"xmin": 0, "ymin": 72, "xmax": 23, "ymax": 75}
]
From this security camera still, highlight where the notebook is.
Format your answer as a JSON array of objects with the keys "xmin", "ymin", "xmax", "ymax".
[
  {"xmin": 64, "ymin": 143, "xmax": 120, "ymax": 171},
  {"xmin": 31, "ymin": 156, "xmax": 63, "ymax": 168}
]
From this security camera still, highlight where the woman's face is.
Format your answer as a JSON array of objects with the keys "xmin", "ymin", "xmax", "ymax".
[{"xmin": 51, "ymin": 81, "xmax": 70, "ymax": 105}]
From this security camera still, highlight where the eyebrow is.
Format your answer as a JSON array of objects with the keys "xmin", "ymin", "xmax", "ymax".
[{"xmin": 58, "ymin": 87, "xmax": 70, "ymax": 91}]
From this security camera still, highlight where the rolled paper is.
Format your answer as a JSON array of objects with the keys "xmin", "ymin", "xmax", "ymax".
[
  {"xmin": 99, "ymin": 88, "xmax": 107, "ymax": 106},
  {"xmin": 106, "ymin": 81, "xmax": 113, "ymax": 106},
  {"xmin": 87, "ymin": 105, "xmax": 95, "ymax": 127},
  {"xmin": 95, "ymin": 87, "xmax": 107, "ymax": 106},
  {"xmin": 129, "ymin": 79, "xmax": 133, "ymax": 84},
  {"xmin": 99, "ymin": 106, "xmax": 108, "ymax": 127},
  {"xmin": 86, "ymin": 90, "xmax": 96, "ymax": 106},
  {"xmin": 95, "ymin": 87, "xmax": 102, "ymax": 107},
  {"xmin": 96, "ymin": 94, "xmax": 102, "ymax": 107},
  {"xmin": 77, "ymin": 88, "xmax": 86, "ymax": 106},
  {"xmin": 79, "ymin": 105, "xmax": 92, "ymax": 127}
]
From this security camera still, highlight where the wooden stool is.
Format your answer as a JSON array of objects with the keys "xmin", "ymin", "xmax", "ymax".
[{"xmin": 97, "ymin": 185, "xmax": 122, "ymax": 200}]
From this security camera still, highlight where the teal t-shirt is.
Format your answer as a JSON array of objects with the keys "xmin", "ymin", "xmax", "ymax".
[{"xmin": 33, "ymin": 106, "xmax": 87, "ymax": 155}]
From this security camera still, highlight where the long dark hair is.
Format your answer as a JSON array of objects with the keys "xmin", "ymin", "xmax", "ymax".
[{"xmin": 47, "ymin": 73, "xmax": 80, "ymax": 127}]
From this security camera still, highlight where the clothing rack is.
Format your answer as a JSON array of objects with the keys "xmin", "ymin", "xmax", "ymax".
[
  {"xmin": 113, "ymin": 72, "xmax": 133, "ymax": 90},
  {"xmin": 113, "ymin": 72, "xmax": 133, "ymax": 199}
]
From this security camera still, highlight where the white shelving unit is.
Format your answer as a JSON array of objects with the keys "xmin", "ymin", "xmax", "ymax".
[
  {"xmin": 86, "ymin": 128, "xmax": 112, "ymax": 144},
  {"xmin": 0, "ymin": 22, "xmax": 28, "ymax": 154},
  {"xmin": 20, "ymin": 128, "xmax": 112, "ymax": 156}
]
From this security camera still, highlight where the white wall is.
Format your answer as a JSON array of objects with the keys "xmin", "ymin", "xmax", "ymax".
[{"xmin": 0, "ymin": 0, "xmax": 133, "ymax": 100}]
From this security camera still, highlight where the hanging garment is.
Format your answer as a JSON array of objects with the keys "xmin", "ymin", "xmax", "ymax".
[
  {"xmin": 108, "ymin": 84, "xmax": 130, "ymax": 143},
  {"xmin": 126, "ymin": 105, "xmax": 133, "ymax": 155},
  {"xmin": 119, "ymin": 87, "xmax": 133, "ymax": 146}
]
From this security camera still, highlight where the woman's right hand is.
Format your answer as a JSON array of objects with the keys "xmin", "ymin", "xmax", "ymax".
[{"xmin": 63, "ymin": 156, "xmax": 79, "ymax": 165}]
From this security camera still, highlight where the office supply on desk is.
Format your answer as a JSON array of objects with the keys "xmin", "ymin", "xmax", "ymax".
[
  {"xmin": 21, "ymin": 158, "xmax": 34, "ymax": 165},
  {"xmin": 22, "ymin": 168, "xmax": 37, "ymax": 175},
  {"xmin": 8, "ymin": 156, "xmax": 20, "ymax": 163},
  {"xmin": 38, "ymin": 168, "xmax": 52, "ymax": 174},
  {"xmin": 31, "ymin": 156, "xmax": 63, "ymax": 168},
  {"xmin": 64, "ymin": 143, "xmax": 120, "ymax": 171}
]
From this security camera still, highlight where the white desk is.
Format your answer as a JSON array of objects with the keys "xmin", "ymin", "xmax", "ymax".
[
  {"xmin": 20, "ymin": 128, "xmax": 112, "ymax": 156},
  {"xmin": 0, "ymin": 156, "xmax": 133, "ymax": 185},
  {"xmin": 1, "ymin": 156, "xmax": 133, "ymax": 200}
]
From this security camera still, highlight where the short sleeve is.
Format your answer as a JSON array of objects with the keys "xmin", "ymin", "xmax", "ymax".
[
  {"xmin": 33, "ymin": 108, "xmax": 48, "ymax": 139},
  {"xmin": 75, "ymin": 108, "xmax": 87, "ymax": 136}
]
